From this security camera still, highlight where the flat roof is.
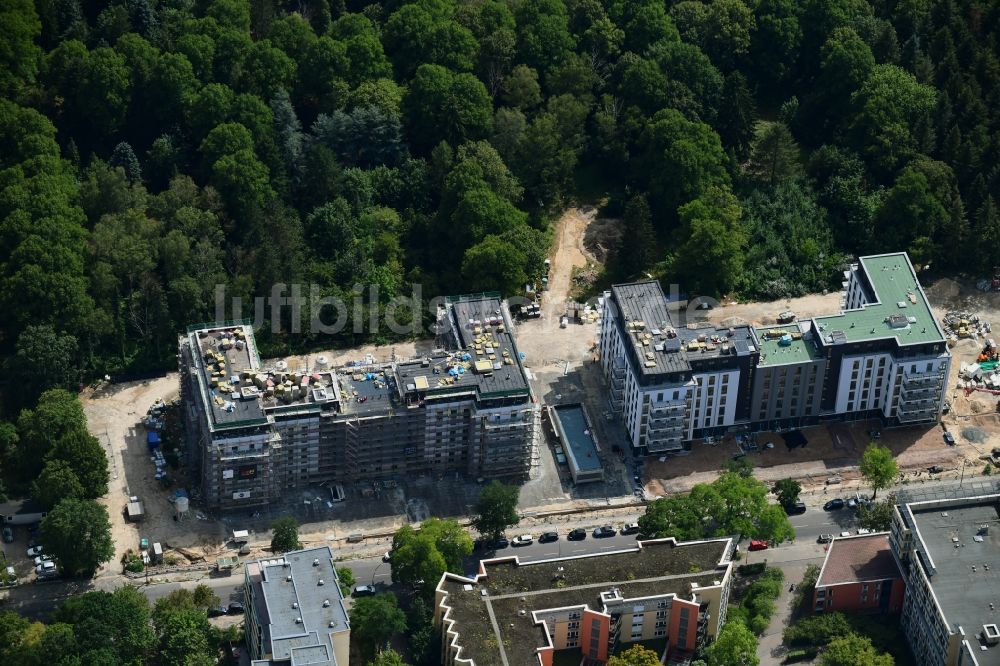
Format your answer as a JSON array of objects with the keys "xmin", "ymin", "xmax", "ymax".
[
  {"xmin": 814, "ymin": 253, "xmax": 945, "ymax": 346},
  {"xmin": 755, "ymin": 324, "xmax": 823, "ymax": 367},
  {"xmin": 552, "ymin": 404, "xmax": 602, "ymax": 473},
  {"xmin": 396, "ymin": 295, "xmax": 531, "ymax": 402},
  {"xmin": 908, "ymin": 496, "xmax": 1000, "ymax": 664},
  {"xmin": 253, "ymin": 546, "xmax": 349, "ymax": 665},
  {"xmin": 437, "ymin": 538, "xmax": 732, "ymax": 666},
  {"xmin": 816, "ymin": 533, "xmax": 900, "ymax": 587},
  {"xmin": 609, "ymin": 282, "xmax": 754, "ymax": 379}
]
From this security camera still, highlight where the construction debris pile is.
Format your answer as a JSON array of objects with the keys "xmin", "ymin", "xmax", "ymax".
[
  {"xmin": 958, "ymin": 339, "xmax": 1000, "ymax": 395},
  {"xmin": 975, "ymin": 275, "xmax": 1000, "ymax": 292},
  {"xmin": 941, "ymin": 311, "xmax": 992, "ymax": 342}
]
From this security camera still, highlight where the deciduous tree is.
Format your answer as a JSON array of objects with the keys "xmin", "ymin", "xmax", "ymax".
[
  {"xmin": 859, "ymin": 444, "xmax": 898, "ymax": 501},
  {"xmin": 350, "ymin": 593, "xmax": 406, "ymax": 658},
  {"xmin": 39, "ymin": 498, "xmax": 115, "ymax": 576},
  {"xmin": 705, "ymin": 619, "xmax": 759, "ymax": 666},
  {"xmin": 471, "ymin": 481, "xmax": 520, "ymax": 542}
]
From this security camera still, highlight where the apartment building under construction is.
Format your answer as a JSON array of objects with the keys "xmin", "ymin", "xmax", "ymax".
[
  {"xmin": 179, "ymin": 294, "xmax": 538, "ymax": 510},
  {"xmin": 600, "ymin": 252, "xmax": 950, "ymax": 454}
]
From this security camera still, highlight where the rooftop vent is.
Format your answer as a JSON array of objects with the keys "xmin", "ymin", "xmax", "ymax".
[
  {"xmin": 318, "ymin": 579, "xmax": 325, "ymax": 586},
  {"xmin": 329, "ymin": 621, "xmax": 337, "ymax": 628},
  {"xmin": 286, "ymin": 575, "xmax": 292, "ymax": 582},
  {"xmin": 292, "ymin": 602, "xmax": 299, "ymax": 609},
  {"xmin": 984, "ymin": 624, "xmax": 1000, "ymax": 646},
  {"xmin": 518, "ymin": 609, "xmax": 527, "ymax": 617},
  {"xmin": 295, "ymin": 617, "xmax": 302, "ymax": 624},
  {"xmin": 313, "ymin": 559, "xmax": 320, "ymax": 566},
  {"xmin": 323, "ymin": 600, "xmax": 330, "ymax": 607}
]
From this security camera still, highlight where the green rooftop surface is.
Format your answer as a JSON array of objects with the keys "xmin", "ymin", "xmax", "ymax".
[
  {"xmin": 755, "ymin": 326, "xmax": 822, "ymax": 366},
  {"xmin": 813, "ymin": 253, "xmax": 944, "ymax": 346}
]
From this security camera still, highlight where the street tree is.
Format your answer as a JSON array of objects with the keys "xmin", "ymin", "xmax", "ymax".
[
  {"xmin": 52, "ymin": 587, "xmax": 156, "ymax": 664},
  {"xmin": 773, "ymin": 478, "xmax": 802, "ymax": 508},
  {"xmin": 391, "ymin": 518, "xmax": 473, "ymax": 596},
  {"xmin": 858, "ymin": 493, "xmax": 897, "ymax": 531},
  {"xmin": 608, "ymin": 644, "xmax": 662, "ymax": 666},
  {"xmin": 336, "ymin": 567, "xmax": 356, "ymax": 597},
  {"xmin": 39, "ymin": 498, "xmax": 115, "ymax": 576},
  {"xmin": 859, "ymin": 443, "xmax": 898, "ymax": 500},
  {"xmin": 705, "ymin": 619, "xmax": 759, "ymax": 666},
  {"xmin": 368, "ymin": 650, "xmax": 409, "ymax": 666},
  {"xmin": 191, "ymin": 584, "xmax": 220, "ymax": 610},
  {"xmin": 350, "ymin": 593, "xmax": 406, "ymax": 659},
  {"xmin": 471, "ymin": 481, "xmax": 520, "ymax": 542},
  {"xmin": 155, "ymin": 607, "xmax": 213, "ymax": 666},
  {"xmin": 270, "ymin": 517, "xmax": 302, "ymax": 553}
]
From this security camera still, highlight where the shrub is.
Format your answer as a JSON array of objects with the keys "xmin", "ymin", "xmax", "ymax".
[
  {"xmin": 738, "ymin": 562, "xmax": 765, "ymax": 576},
  {"xmin": 783, "ymin": 612, "xmax": 852, "ymax": 647},
  {"xmin": 783, "ymin": 647, "xmax": 819, "ymax": 663}
]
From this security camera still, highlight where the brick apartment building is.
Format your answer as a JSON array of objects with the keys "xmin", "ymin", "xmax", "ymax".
[
  {"xmin": 434, "ymin": 537, "xmax": 736, "ymax": 665},
  {"xmin": 813, "ymin": 533, "xmax": 904, "ymax": 614}
]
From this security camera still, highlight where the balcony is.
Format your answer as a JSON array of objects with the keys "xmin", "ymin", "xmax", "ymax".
[
  {"xmin": 902, "ymin": 369, "xmax": 945, "ymax": 387},
  {"xmin": 899, "ymin": 383, "xmax": 940, "ymax": 400},
  {"xmin": 650, "ymin": 399, "xmax": 686, "ymax": 415},
  {"xmin": 646, "ymin": 431, "xmax": 684, "ymax": 453}
]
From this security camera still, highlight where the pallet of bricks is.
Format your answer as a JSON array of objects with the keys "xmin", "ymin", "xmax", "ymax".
[{"xmin": 941, "ymin": 311, "xmax": 991, "ymax": 342}]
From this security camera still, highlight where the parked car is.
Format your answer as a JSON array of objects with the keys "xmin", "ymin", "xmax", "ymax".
[
  {"xmin": 33, "ymin": 555, "xmax": 51, "ymax": 566},
  {"xmin": 621, "ymin": 522, "xmax": 640, "ymax": 535},
  {"xmin": 490, "ymin": 538, "xmax": 509, "ymax": 550},
  {"xmin": 208, "ymin": 606, "xmax": 228, "ymax": 618},
  {"xmin": 748, "ymin": 540, "xmax": 769, "ymax": 551},
  {"xmin": 847, "ymin": 497, "xmax": 858, "ymax": 509},
  {"xmin": 943, "ymin": 431, "xmax": 956, "ymax": 445},
  {"xmin": 26, "ymin": 546, "xmax": 43, "ymax": 557},
  {"xmin": 839, "ymin": 531, "xmax": 852, "ymax": 537},
  {"xmin": 784, "ymin": 501, "xmax": 807, "ymax": 515},
  {"xmin": 593, "ymin": 526, "xmax": 616, "ymax": 538},
  {"xmin": 352, "ymin": 585, "xmax": 376, "ymax": 597},
  {"xmin": 539, "ymin": 532, "xmax": 559, "ymax": 543},
  {"xmin": 928, "ymin": 465, "xmax": 944, "ymax": 474},
  {"xmin": 857, "ymin": 528, "xmax": 872, "ymax": 535},
  {"xmin": 568, "ymin": 528, "xmax": 586, "ymax": 541},
  {"xmin": 817, "ymin": 534, "xmax": 834, "ymax": 544},
  {"xmin": 34, "ymin": 560, "xmax": 56, "ymax": 575},
  {"xmin": 512, "ymin": 535, "xmax": 534, "ymax": 546},
  {"xmin": 2, "ymin": 527, "xmax": 12, "ymax": 543},
  {"xmin": 227, "ymin": 601, "xmax": 245, "ymax": 615},
  {"xmin": 824, "ymin": 498, "xmax": 845, "ymax": 511},
  {"xmin": 382, "ymin": 551, "xmax": 392, "ymax": 562}
]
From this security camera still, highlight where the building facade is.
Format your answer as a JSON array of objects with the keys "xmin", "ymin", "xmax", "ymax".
[
  {"xmin": 813, "ymin": 533, "xmax": 904, "ymax": 614},
  {"xmin": 600, "ymin": 253, "xmax": 950, "ymax": 454},
  {"xmin": 891, "ymin": 490, "xmax": 1000, "ymax": 666},
  {"xmin": 434, "ymin": 537, "xmax": 735, "ymax": 666},
  {"xmin": 243, "ymin": 546, "xmax": 350, "ymax": 666},
  {"xmin": 179, "ymin": 294, "xmax": 537, "ymax": 510}
]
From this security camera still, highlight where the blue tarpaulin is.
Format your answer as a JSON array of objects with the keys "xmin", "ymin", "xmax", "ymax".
[{"xmin": 147, "ymin": 432, "xmax": 161, "ymax": 449}]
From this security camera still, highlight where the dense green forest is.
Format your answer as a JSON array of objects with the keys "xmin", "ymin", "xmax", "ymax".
[{"xmin": 2, "ymin": 0, "xmax": 1000, "ymax": 413}]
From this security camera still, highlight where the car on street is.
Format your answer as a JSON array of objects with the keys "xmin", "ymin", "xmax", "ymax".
[
  {"xmin": 26, "ymin": 546, "xmax": 43, "ymax": 557},
  {"xmin": 943, "ymin": 431, "xmax": 956, "ymax": 445},
  {"xmin": 539, "ymin": 532, "xmax": 559, "ymax": 543},
  {"xmin": 2, "ymin": 527, "xmax": 12, "ymax": 543},
  {"xmin": 382, "ymin": 551, "xmax": 392, "ymax": 562},
  {"xmin": 817, "ymin": 534, "xmax": 834, "ymax": 544},
  {"xmin": 34, "ymin": 561, "xmax": 56, "ymax": 575},
  {"xmin": 490, "ymin": 538, "xmax": 509, "ymax": 550},
  {"xmin": 847, "ymin": 497, "xmax": 858, "ymax": 509},
  {"xmin": 928, "ymin": 465, "xmax": 944, "ymax": 474},
  {"xmin": 352, "ymin": 585, "xmax": 376, "ymax": 597},
  {"xmin": 824, "ymin": 498, "xmax": 845, "ymax": 511},
  {"xmin": 593, "ymin": 526, "xmax": 616, "ymax": 538},
  {"xmin": 227, "ymin": 602, "xmax": 245, "ymax": 614},
  {"xmin": 208, "ymin": 606, "xmax": 227, "ymax": 618},
  {"xmin": 621, "ymin": 522, "xmax": 640, "ymax": 535},
  {"xmin": 33, "ymin": 555, "xmax": 51, "ymax": 567},
  {"xmin": 512, "ymin": 535, "xmax": 534, "ymax": 546},
  {"xmin": 784, "ymin": 501, "xmax": 807, "ymax": 515},
  {"xmin": 568, "ymin": 528, "xmax": 586, "ymax": 541},
  {"xmin": 748, "ymin": 540, "xmax": 769, "ymax": 551}
]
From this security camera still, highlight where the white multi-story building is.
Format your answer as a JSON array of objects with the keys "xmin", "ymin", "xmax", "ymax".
[{"xmin": 600, "ymin": 253, "xmax": 949, "ymax": 454}]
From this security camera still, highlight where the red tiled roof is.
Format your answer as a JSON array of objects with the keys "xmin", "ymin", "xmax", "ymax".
[{"xmin": 816, "ymin": 534, "xmax": 901, "ymax": 587}]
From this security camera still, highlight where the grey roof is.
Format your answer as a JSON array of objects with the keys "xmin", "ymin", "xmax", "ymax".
[
  {"xmin": 396, "ymin": 295, "xmax": 531, "ymax": 402},
  {"xmin": 254, "ymin": 546, "xmax": 349, "ymax": 666},
  {"xmin": 0, "ymin": 499, "xmax": 46, "ymax": 518},
  {"xmin": 609, "ymin": 282, "xmax": 754, "ymax": 380},
  {"xmin": 907, "ymin": 495, "xmax": 1000, "ymax": 665},
  {"xmin": 552, "ymin": 404, "xmax": 602, "ymax": 472}
]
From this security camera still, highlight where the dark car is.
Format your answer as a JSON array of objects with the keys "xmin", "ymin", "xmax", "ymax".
[
  {"xmin": 943, "ymin": 431, "xmax": 955, "ymax": 445},
  {"xmin": 208, "ymin": 606, "xmax": 228, "ymax": 618},
  {"xmin": 2, "ymin": 527, "xmax": 12, "ymax": 543},
  {"xmin": 784, "ymin": 501, "xmax": 807, "ymax": 515},
  {"xmin": 928, "ymin": 465, "xmax": 944, "ymax": 474},
  {"xmin": 490, "ymin": 538, "xmax": 509, "ymax": 550},
  {"xmin": 539, "ymin": 532, "xmax": 559, "ymax": 543},
  {"xmin": 621, "ymin": 522, "xmax": 640, "ymax": 535},
  {"xmin": 823, "ymin": 498, "xmax": 845, "ymax": 511},
  {"xmin": 227, "ymin": 601, "xmax": 245, "ymax": 615},
  {"xmin": 593, "ymin": 526, "xmax": 616, "ymax": 538},
  {"xmin": 352, "ymin": 585, "xmax": 376, "ymax": 597},
  {"xmin": 568, "ymin": 528, "xmax": 587, "ymax": 541}
]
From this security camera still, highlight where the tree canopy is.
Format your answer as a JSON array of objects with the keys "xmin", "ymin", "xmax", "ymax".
[
  {"xmin": 471, "ymin": 480, "xmax": 520, "ymax": 542},
  {"xmin": 391, "ymin": 518, "xmax": 473, "ymax": 597},
  {"xmin": 859, "ymin": 443, "xmax": 898, "ymax": 500}
]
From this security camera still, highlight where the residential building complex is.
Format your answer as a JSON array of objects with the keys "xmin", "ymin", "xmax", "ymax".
[
  {"xmin": 243, "ymin": 546, "xmax": 350, "ymax": 666},
  {"xmin": 434, "ymin": 537, "xmax": 735, "ymax": 666},
  {"xmin": 600, "ymin": 252, "xmax": 950, "ymax": 453},
  {"xmin": 891, "ymin": 489, "xmax": 1000, "ymax": 666},
  {"xmin": 813, "ymin": 533, "xmax": 904, "ymax": 614},
  {"xmin": 179, "ymin": 294, "xmax": 537, "ymax": 510}
]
